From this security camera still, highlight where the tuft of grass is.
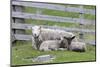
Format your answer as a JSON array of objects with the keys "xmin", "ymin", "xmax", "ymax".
[
  {"xmin": 11, "ymin": 41, "xmax": 96, "ymax": 66},
  {"xmin": 84, "ymin": 14, "xmax": 95, "ymax": 20},
  {"xmin": 24, "ymin": 7, "xmax": 37, "ymax": 13}
]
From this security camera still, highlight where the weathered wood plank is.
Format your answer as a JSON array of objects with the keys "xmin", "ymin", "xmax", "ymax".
[
  {"xmin": 79, "ymin": 6, "xmax": 84, "ymax": 41},
  {"xmin": 13, "ymin": 4, "xmax": 25, "ymax": 34},
  {"xmin": 14, "ymin": 34, "xmax": 96, "ymax": 45},
  {"xmin": 11, "ymin": 33, "xmax": 16, "ymax": 42},
  {"xmin": 12, "ymin": 12, "xmax": 95, "ymax": 25},
  {"xmin": 14, "ymin": 34, "xmax": 32, "ymax": 41},
  {"xmin": 12, "ymin": 23, "xmax": 95, "ymax": 34},
  {"xmin": 12, "ymin": 1, "xmax": 95, "ymax": 15}
]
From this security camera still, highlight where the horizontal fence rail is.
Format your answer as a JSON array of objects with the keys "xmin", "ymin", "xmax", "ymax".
[
  {"xmin": 13, "ymin": 34, "xmax": 95, "ymax": 45},
  {"xmin": 12, "ymin": 12, "xmax": 95, "ymax": 25},
  {"xmin": 12, "ymin": 1, "xmax": 95, "ymax": 15},
  {"xmin": 12, "ymin": 23, "xmax": 95, "ymax": 34},
  {"xmin": 14, "ymin": 34, "xmax": 32, "ymax": 41}
]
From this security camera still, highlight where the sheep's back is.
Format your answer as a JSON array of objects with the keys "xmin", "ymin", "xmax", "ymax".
[
  {"xmin": 40, "ymin": 28, "xmax": 75, "ymax": 41},
  {"xmin": 70, "ymin": 42, "xmax": 86, "ymax": 52}
]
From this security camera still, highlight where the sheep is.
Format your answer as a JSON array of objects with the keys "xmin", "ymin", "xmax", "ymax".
[
  {"xmin": 32, "ymin": 26, "xmax": 76, "ymax": 49},
  {"xmin": 62, "ymin": 36, "xmax": 76, "ymax": 50},
  {"xmin": 39, "ymin": 37, "xmax": 65, "ymax": 51},
  {"xmin": 39, "ymin": 36, "xmax": 76, "ymax": 51},
  {"xmin": 32, "ymin": 26, "xmax": 43, "ymax": 49},
  {"xmin": 69, "ymin": 42, "xmax": 86, "ymax": 52},
  {"xmin": 39, "ymin": 28, "xmax": 75, "ymax": 41},
  {"xmin": 63, "ymin": 35, "xmax": 86, "ymax": 52}
]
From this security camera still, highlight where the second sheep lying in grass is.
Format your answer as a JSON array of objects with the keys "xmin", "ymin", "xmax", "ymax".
[
  {"xmin": 39, "ymin": 37, "xmax": 66, "ymax": 51},
  {"xmin": 69, "ymin": 42, "xmax": 87, "ymax": 52}
]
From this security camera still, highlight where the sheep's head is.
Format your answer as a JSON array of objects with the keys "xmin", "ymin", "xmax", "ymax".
[
  {"xmin": 32, "ymin": 26, "xmax": 41, "ymax": 38},
  {"xmin": 57, "ymin": 37, "xmax": 68, "ymax": 48},
  {"xmin": 64, "ymin": 36, "xmax": 75, "ymax": 45},
  {"xmin": 64, "ymin": 36, "xmax": 75, "ymax": 50}
]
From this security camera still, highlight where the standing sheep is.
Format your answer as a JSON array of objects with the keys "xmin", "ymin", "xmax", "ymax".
[
  {"xmin": 69, "ymin": 42, "xmax": 86, "ymax": 52},
  {"xmin": 32, "ymin": 26, "xmax": 43, "ymax": 49},
  {"xmin": 32, "ymin": 26, "xmax": 76, "ymax": 49},
  {"xmin": 32, "ymin": 35, "xmax": 42, "ymax": 50}
]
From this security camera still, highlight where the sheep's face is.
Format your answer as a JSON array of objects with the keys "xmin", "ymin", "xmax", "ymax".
[
  {"xmin": 58, "ymin": 37, "xmax": 68, "ymax": 48},
  {"xmin": 64, "ymin": 36, "xmax": 75, "ymax": 50},
  {"xmin": 64, "ymin": 36, "xmax": 75, "ymax": 45},
  {"xmin": 32, "ymin": 26, "xmax": 41, "ymax": 38}
]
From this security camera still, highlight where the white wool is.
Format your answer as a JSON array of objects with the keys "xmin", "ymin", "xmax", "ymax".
[
  {"xmin": 39, "ymin": 40, "xmax": 62, "ymax": 51},
  {"xmin": 40, "ymin": 27, "xmax": 75, "ymax": 38},
  {"xmin": 69, "ymin": 42, "xmax": 86, "ymax": 52}
]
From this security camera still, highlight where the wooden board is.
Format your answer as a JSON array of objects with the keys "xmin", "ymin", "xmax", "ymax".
[
  {"xmin": 12, "ymin": 12, "xmax": 95, "ymax": 25},
  {"xmin": 12, "ymin": 23, "xmax": 95, "ymax": 34},
  {"xmin": 12, "ymin": 1, "xmax": 95, "ymax": 15}
]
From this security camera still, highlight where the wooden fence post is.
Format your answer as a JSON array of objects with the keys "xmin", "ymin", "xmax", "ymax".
[
  {"xmin": 79, "ymin": 6, "xmax": 84, "ymax": 41},
  {"xmin": 11, "ymin": 5, "xmax": 15, "ymax": 42},
  {"xmin": 11, "ymin": 1, "xmax": 25, "ymax": 42},
  {"xmin": 12, "ymin": 5, "xmax": 25, "ymax": 34},
  {"xmin": 36, "ymin": 8, "xmax": 42, "ymax": 24}
]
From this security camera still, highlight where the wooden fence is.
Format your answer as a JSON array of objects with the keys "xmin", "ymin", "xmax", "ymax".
[{"xmin": 11, "ymin": 0, "xmax": 96, "ymax": 45}]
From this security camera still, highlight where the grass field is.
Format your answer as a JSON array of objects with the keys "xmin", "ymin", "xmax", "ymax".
[
  {"xmin": 11, "ymin": 3, "xmax": 96, "ymax": 66},
  {"xmin": 12, "ymin": 41, "xmax": 96, "ymax": 66}
]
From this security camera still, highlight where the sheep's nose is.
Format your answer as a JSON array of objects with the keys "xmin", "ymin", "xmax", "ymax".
[
  {"xmin": 34, "ymin": 34, "xmax": 39, "ymax": 38},
  {"xmin": 34, "ymin": 34, "xmax": 36, "ymax": 36}
]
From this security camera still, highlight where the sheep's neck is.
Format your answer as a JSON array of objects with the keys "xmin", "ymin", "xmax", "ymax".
[{"xmin": 34, "ymin": 38, "xmax": 42, "ymax": 50}]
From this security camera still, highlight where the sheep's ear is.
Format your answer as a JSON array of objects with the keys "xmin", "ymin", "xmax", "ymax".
[
  {"xmin": 39, "ymin": 26, "xmax": 41, "ymax": 29},
  {"xmin": 56, "ymin": 38, "xmax": 60, "ymax": 40},
  {"xmin": 63, "ymin": 36, "xmax": 69, "ymax": 39},
  {"xmin": 63, "ymin": 36, "xmax": 67, "ymax": 39},
  {"xmin": 39, "ymin": 26, "xmax": 42, "ymax": 33},
  {"xmin": 60, "ymin": 37, "xmax": 63, "ymax": 40},
  {"xmin": 31, "ymin": 27, "xmax": 34, "ymax": 30},
  {"xmin": 71, "ymin": 36, "xmax": 75, "ymax": 39}
]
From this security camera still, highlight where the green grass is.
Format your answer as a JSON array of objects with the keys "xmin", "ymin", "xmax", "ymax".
[
  {"xmin": 25, "ymin": 19, "xmax": 79, "ymax": 27},
  {"xmin": 24, "ymin": 6, "xmax": 95, "ymax": 20},
  {"xmin": 24, "ymin": 7, "xmax": 37, "ymax": 13},
  {"xmin": 11, "ymin": 41, "xmax": 96, "ymax": 66},
  {"xmin": 42, "ymin": 9, "xmax": 80, "ymax": 18},
  {"xmin": 83, "ymin": 5, "xmax": 96, "ymax": 9}
]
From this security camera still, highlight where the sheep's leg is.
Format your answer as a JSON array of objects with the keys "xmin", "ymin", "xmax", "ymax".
[
  {"xmin": 32, "ymin": 40, "xmax": 37, "ymax": 49},
  {"xmin": 53, "ymin": 48, "xmax": 59, "ymax": 51},
  {"xmin": 39, "ymin": 46, "xmax": 51, "ymax": 51},
  {"xmin": 58, "ymin": 48, "xmax": 67, "ymax": 51},
  {"xmin": 32, "ymin": 37, "xmax": 37, "ymax": 50},
  {"xmin": 46, "ymin": 49, "xmax": 51, "ymax": 51},
  {"xmin": 43, "ymin": 48, "xmax": 51, "ymax": 51}
]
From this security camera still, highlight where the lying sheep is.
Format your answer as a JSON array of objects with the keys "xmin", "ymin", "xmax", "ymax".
[
  {"xmin": 39, "ymin": 37, "xmax": 65, "ymax": 51},
  {"xmin": 32, "ymin": 26, "xmax": 76, "ymax": 49},
  {"xmin": 69, "ymin": 42, "xmax": 86, "ymax": 52}
]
